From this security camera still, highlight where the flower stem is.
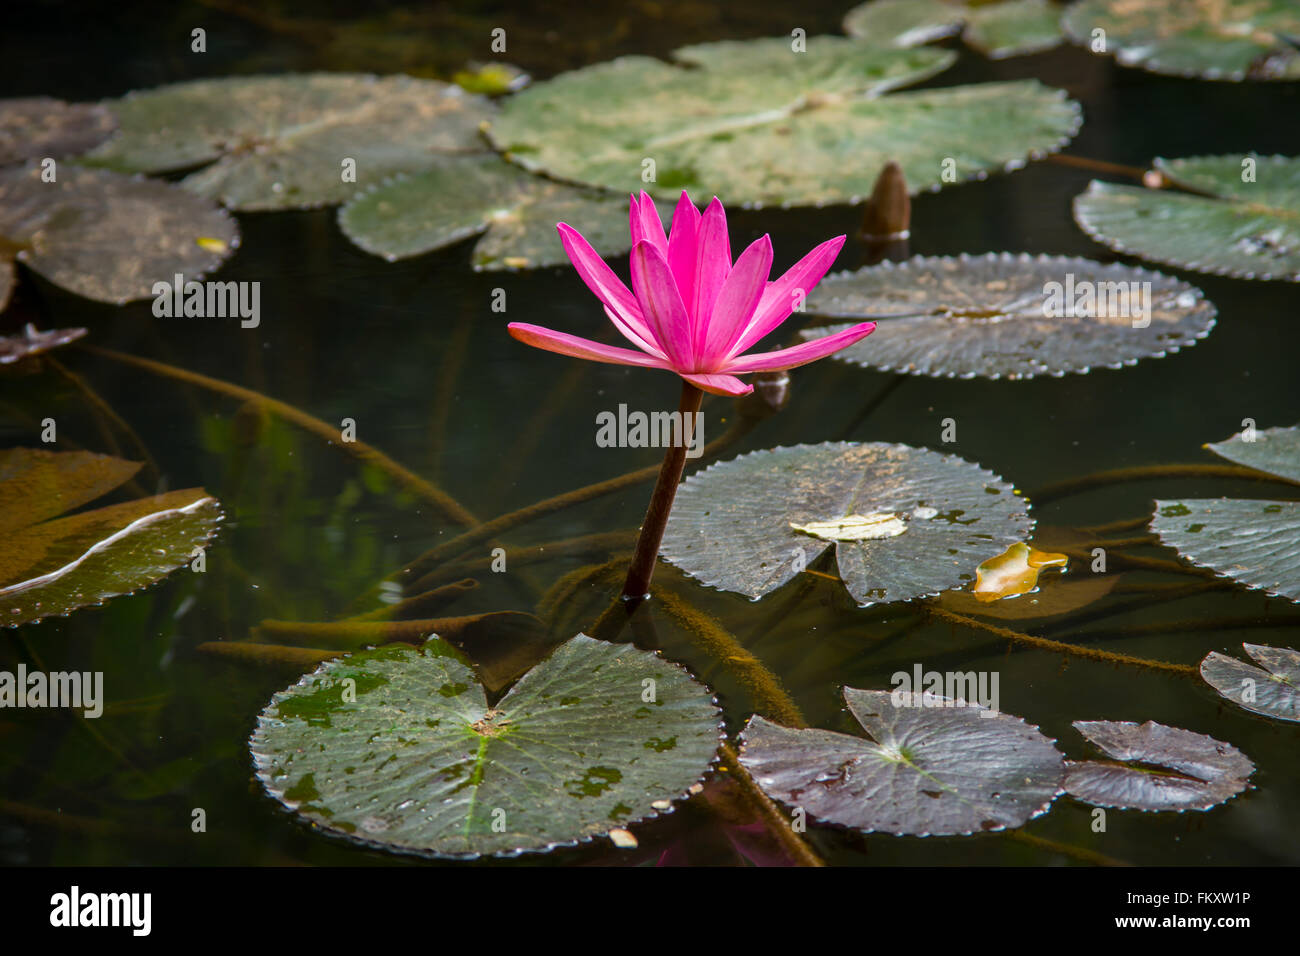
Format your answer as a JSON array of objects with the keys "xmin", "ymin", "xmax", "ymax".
[{"xmin": 622, "ymin": 381, "xmax": 704, "ymax": 600}]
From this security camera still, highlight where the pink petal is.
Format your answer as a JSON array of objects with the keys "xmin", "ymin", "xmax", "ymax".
[
  {"xmin": 557, "ymin": 222, "xmax": 659, "ymax": 349},
  {"xmin": 630, "ymin": 241, "xmax": 694, "ymax": 369},
  {"xmin": 728, "ymin": 235, "xmax": 846, "ymax": 357},
  {"xmin": 688, "ymin": 197, "xmax": 732, "ymax": 351},
  {"xmin": 700, "ymin": 234, "xmax": 772, "ymax": 368},
  {"xmin": 681, "ymin": 372, "xmax": 753, "ymax": 396},
  {"xmin": 666, "ymin": 192, "xmax": 700, "ymax": 309},
  {"xmin": 723, "ymin": 321, "xmax": 875, "ymax": 373},
  {"xmin": 603, "ymin": 305, "xmax": 666, "ymax": 359},
  {"xmin": 629, "ymin": 192, "xmax": 668, "ymax": 253},
  {"xmin": 508, "ymin": 322, "xmax": 668, "ymax": 368}
]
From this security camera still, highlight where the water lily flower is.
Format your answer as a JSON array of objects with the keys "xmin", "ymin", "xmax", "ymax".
[{"xmin": 507, "ymin": 191, "xmax": 876, "ymax": 396}]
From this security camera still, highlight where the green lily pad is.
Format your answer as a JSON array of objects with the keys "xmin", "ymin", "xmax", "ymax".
[
  {"xmin": 488, "ymin": 37, "xmax": 1080, "ymax": 207},
  {"xmin": 1206, "ymin": 423, "xmax": 1300, "ymax": 485},
  {"xmin": 845, "ymin": 0, "xmax": 1065, "ymax": 59},
  {"xmin": 250, "ymin": 634, "xmax": 722, "ymax": 859},
  {"xmin": 1065, "ymin": 720, "xmax": 1255, "ymax": 812},
  {"xmin": 0, "ymin": 163, "xmax": 238, "ymax": 306},
  {"xmin": 1073, "ymin": 155, "xmax": 1300, "ymax": 282},
  {"xmin": 802, "ymin": 253, "xmax": 1215, "ymax": 379},
  {"xmin": 0, "ymin": 448, "xmax": 222, "ymax": 627},
  {"xmin": 0, "ymin": 325, "xmax": 87, "ymax": 365},
  {"xmin": 1062, "ymin": 0, "xmax": 1300, "ymax": 81},
  {"xmin": 0, "ymin": 97, "xmax": 116, "ymax": 166},
  {"xmin": 1200, "ymin": 643, "xmax": 1300, "ymax": 723},
  {"xmin": 83, "ymin": 73, "xmax": 495, "ymax": 211},
  {"xmin": 739, "ymin": 688, "xmax": 1064, "ymax": 837},
  {"xmin": 660, "ymin": 442, "xmax": 1031, "ymax": 606},
  {"xmin": 338, "ymin": 153, "xmax": 657, "ymax": 270}
]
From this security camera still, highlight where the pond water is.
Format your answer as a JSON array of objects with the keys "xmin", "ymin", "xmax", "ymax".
[{"xmin": 2, "ymin": 1, "xmax": 1299, "ymax": 866}]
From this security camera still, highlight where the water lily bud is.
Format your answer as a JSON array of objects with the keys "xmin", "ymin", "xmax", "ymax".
[
  {"xmin": 736, "ymin": 370, "xmax": 790, "ymax": 420},
  {"xmin": 860, "ymin": 160, "xmax": 910, "ymax": 240}
]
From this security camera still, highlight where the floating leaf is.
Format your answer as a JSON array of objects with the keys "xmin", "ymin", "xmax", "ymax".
[
  {"xmin": 739, "ymin": 688, "xmax": 1063, "ymax": 836},
  {"xmin": 660, "ymin": 442, "xmax": 1031, "ymax": 606},
  {"xmin": 488, "ymin": 37, "xmax": 1080, "ymax": 207},
  {"xmin": 0, "ymin": 448, "xmax": 221, "ymax": 627},
  {"xmin": 1201, "ymin": 643, "xmax": 1300, "ymax": 723},
  {"xmin": 1062, "ymin": 0, "xmax": 1300, "ymax": 81},
  {"xmin": 0, "ymin": 324, "xmax": 86, "ymax": 364},
  {"xmin": 84, "ymin": 73, "xmax": 495, "ymax": 211},
  {"xmin": 845, "ymin": 0, "xmax": 1065, "ymax": 59},
  {"xmin": 938, "ymin": 569, "xmax": 1117, "ymax": 621},
  {"xmin": 1206, "ymin": 423, "xmax": 1300, "ymax": 485},
  {"xmin": 971, "ymin": 541, "xmax": 1068, "ymax": 603},
  {"xmin": 1153, "ymin": 498, "xmax": 1300, "ymax": 602},
  {"xmin": 0, "ymin": 163, "xmax": 238, "ymax": 306},
  {"xmin": 802, "ymin": 254, "xmax": 1216, "ymax": 379},
  {"xmin": 339, "ymin": 153, "xmax": 658, "ymax": 270},
  {"xmin": 250, "ymin": 634, "xmax": 721, "ymax": 859},
  {"xmin": 0, "ymin": 97, "xmax": 116, "ymax": 166},
  {"xmin": 452, "ymin": 62, "xmax": 531, "ymax": 96},
  {"xmin": 1064, "ymin": 720, "xmax": 1254, "ymax": 812},
  {"xmin": 1073, "ymin": 155, "xmax": 1300, "ymax": 282}
]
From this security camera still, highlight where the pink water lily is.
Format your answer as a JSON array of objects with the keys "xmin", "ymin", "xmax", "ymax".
[{"xmin": 507, "ymin": 191, "xmax": 876, "ymax": 397}]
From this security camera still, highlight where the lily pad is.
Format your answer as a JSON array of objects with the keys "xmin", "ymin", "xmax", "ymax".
[
  {"xmin": 660, "ymin": 442, "xmax": 1031, "ymax": 606},
  {"xmin": 338, "ymin": 153, "xmax": 657, "ymax": 270},
  {"xmin": 1200, "ymin": 643, "xmax": 1300, "ymax": 723},
  {"xmin": 250, "ymin": 634, "xmax": 722, "ymax": 859},
  {"xmin": 0, "ymin": 97, "xmax": 116, "ymax": 166},
  {"xmin": 83, "ymin": 73, "xmax": 495, "ymax": 211},
  {"xmin": 802, "ymin": 254, "xmax": 1216, "ymax": 379},
  {"xmin": 739, "ymin": 688, "xmax": 1064, "ymax": 837},
  {"xmin": 0, "ymin": 448, "xmax": 222, "ymax": 627},
  {"xmin": 1073, "ymin": 155, "xmax": 1300, "ymax": 282},
  {"xmin": 0, "ymin": 163, "xmax": 238, "ymax": 306},
  {"xmin": 1062, "ymin": 0, "xmax": 1300, "ymax": 81},
  {"xmin": 1064, "ymin": 720, "xmax": 1254, "ymax": 812},
  {"xmin": 0, "ymin": 324, "xmax": 87, "ymax": 364},
  {"xmin": 488, "ymin": 37, "xmax": 1080, "ymax": 207},
  {"xmin": 845, "ymin": 0, "xmax": 1065, "ymax": 59},
  {"xmin": 1206, "ymin": 423, "xmax": 1300, "ymax": 485}
]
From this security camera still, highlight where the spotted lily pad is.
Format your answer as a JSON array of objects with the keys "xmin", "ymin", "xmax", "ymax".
[
  {"xmin": 845, "ymin": 0, "xmax": 1065, "ymax": 59},
  {"xmin": 250, "ymin": 634, "xmax": 721, "ymax": 859},
  {"xmin": 0, "ymin": 163, "xmax": 238, "ymax": 307},
  {"xmin": 802, "ymin": 254, "xmax": 1216, "ymax": 379},
  {"xmin": 488, "ymin": 37, "xmax": 1080, "ymax": 207},
  {"xmin": 83, "ymin": 73, "xmax": 494, "ymax": 211},
  {"xmin": 0, "ymin": 97, "xmax": 116, "ymax": 166},
  {"xmin": 1062, "ymin": 0, "xmax": 1300, "ymax": 81},
  {"xmin": 660, "ymin": 442, "xmax": 1031, "ymax": 606},
  {"xmin": 1074, "ymin": 155, "xmax": 1300, "ymax": 282},
  {"xmin": 1152, "ymin": 424, "xmax": 1300, "ymax": 602},
  {"xmin": 1200, "ymin": 643, "xmax": 1300, "ymax": 723},
  {"xmin": 339, "ymin": 153, "xmax": 658, "ymax": 270},
  {"xmin": 739, "ymin": 688, "xmax": 1064, "ymax": 836},
  {"xmin": 1064, "ymin": 720, "xmax": 1255, "ymax": 812},
  {"xmin": 0, "ymin": 325, "xmax": 88, "ymax": 365},
  {"xmin": 0, "ymin": 448, "xmax": 222, "ymax": 627}
]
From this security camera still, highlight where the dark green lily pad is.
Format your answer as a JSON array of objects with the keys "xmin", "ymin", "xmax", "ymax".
[
  {"xmin": 1065, "ymin": 720, "xmax": 1254, "ymax": 812},
  {"xmin": 83, "ymin": 73, "xmax": 495, "ymax": 211},
  {"xmin": 660, "ymin": 442, "xmax": 1031, "ymax": 606},
  {"xmin": 845, "ymin": 0, "xmax": 1065, "ymax": 59},
  {"xmin": 338, "ymin": 153, "xmax": 656, "ymax": 270},
  {"xmin": 0, "ymin": 163, "xmax": 238, "ymax": 306},
  {"xmin": 1206, "ymin": 423, "xmax": 1300, "ymax": 485},
  {"xmin": 0, "ymin": 325, "xmax": 88, "ymax": 365},
  {"xmin": 802, "ymin": 253, "xmax": 1215, "ymax": 379},
  {"xmin": 1074, "ymin": 155, "xmax": 1300, "ymax": 281},
  {"xmin": 1201, "ymin": 643, "xmax": 1300, "ymax": 723},
  {"xmin": 488, "ymin": 37, "xmax": 1080, "ymax": 207},
  {"xmin": 1063, "ymin": 0, "xmax": 1300, "ymax": 81},
  {"xmin": 0, "ymin": 97, "xmax": 117, "ymax": 166},
  {"xmin": 1152, "ymin": 499, "xmax": 1300, "ymax": 602},
  {"xmin": 0, "ymin": 448, "xmax": 222, "ymax": 627},
  {"xmin": 739, "ymin": 688, "xmax": 1064, "ymax": 837},
  {"xmin": 250, "ymin": 634, "xmax": 722, "ymax": 859}
]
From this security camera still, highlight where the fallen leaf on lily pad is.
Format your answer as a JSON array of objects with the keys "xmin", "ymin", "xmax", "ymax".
[
  {"xmin": 1073, "ymin": 155, "xmax": 1300, "ymax": 282},
  {"xmin": 83, "ymin": 73, "xmax": 495, "ymax": 211},
  {"xmin": 0, "ymin": 97, "xmax": 116, "ymax": 166},
  {"xmin": 250, "ymin": 634, "xmax": 722, "ymax": 859},
  {"xmin": 1063, "ymin": 0, "xmax": 1300, "ymax": 81},
  {"xmin": 660, "ymin": 442, "xmax": 1032, "ymax": 606},
  {"xmin": 972, "ymin": 541, "xmax": 1068, "ymax": 602},
  {"xmin": 845, "ymin": 0, "xmax": 1065, "ymax": 60},
  {"xmin": 1200, "ymin": 643, "xmax": 1300, "ymax": 723},
  {"xmin": 802, "ymin": 254, "xmax": 1216, "ymax": 379},
  {"xmin": 739, "ymin": 688, "xmax": 1064, "ymax": 837},
  {"xmin": 0, "ymin": 448, "xmax": 222, "ymax": 627},
  {"xmin": 0, "ymin": 324, "xmax": 87, "ymax": 365},
  {"xmin": 0, "ymin": 163, "xmax": 238, "ymax": 307},
  {"xmin": 1065, "ymin": 720, "xmax": 1254, "ymax": 812}
]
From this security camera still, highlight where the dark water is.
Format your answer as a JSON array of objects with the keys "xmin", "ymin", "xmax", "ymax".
[{"xmin": 2, "ymin": 0, "xmax": 1299, "ymax": 866}]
